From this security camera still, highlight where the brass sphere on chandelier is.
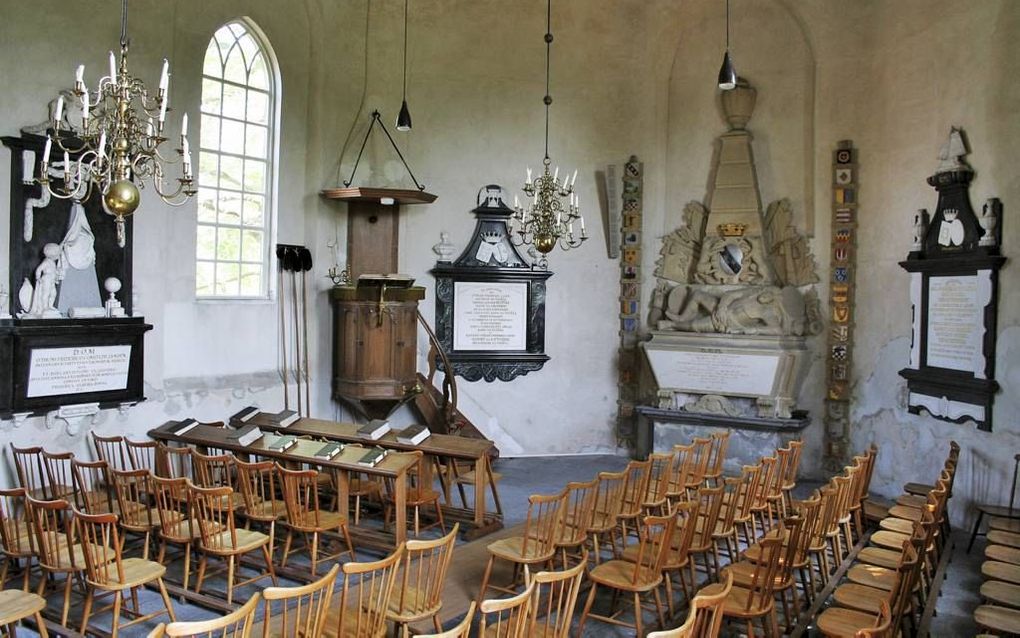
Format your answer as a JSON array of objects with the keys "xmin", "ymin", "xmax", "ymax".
[{"xmin": 103, "ymin": 179, "xmax": 141, "ymax": 218}]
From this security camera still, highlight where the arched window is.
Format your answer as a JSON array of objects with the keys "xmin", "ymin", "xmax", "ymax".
[{"xmin": 196, "ymin": 20, "xmax": 278, "ymax": 298}]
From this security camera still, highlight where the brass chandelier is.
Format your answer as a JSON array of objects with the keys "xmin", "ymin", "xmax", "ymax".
[
  {"xmin": 511, "ymin": 0, "xmax": 587, "ymax": 258},
  {"xmin": 38, "ymin": 0, "xmax": 195, "ymax": 246}
]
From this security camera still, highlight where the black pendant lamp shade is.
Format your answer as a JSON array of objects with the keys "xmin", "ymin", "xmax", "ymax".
[
  {"xmin": 396, "ymin": 0, "xmax": 412, "ymax": 131},
  {"xmin": 718, "ymin": 50, "xmax": 737, "ymax": 90}
]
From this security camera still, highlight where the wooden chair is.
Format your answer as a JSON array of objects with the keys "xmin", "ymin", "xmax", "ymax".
[
  {"xmin": 10, "ymin": 445, "xmax": 51, "ymax": 500},
  {"xmin": 728, "ymin": 515, "xmax": 806, "ymax": 632},
  {"xmin": 0, "ymin": 589, "xmax": 49, "ymax": 638},
  {"xmin": 157, "ymin": 443, "xmax": 193, "ymax": 479},
  {"xmin": 719, "ymin": 535, "xmax": 784, "ymax": 637},
  {"xmin": 685, "ymin": 437, "xmax": 714, "ymax": 496},
  {"xmin": 152, "ymin": 474, "xmax": 201, "ymax": 592},
  {"xmin": 192, "ymin": 451, "xmax": 245, "ymax": 511},
  {"xmin": 666, "ymin": 443, "xmax": 695, "ymax": 507},
  {"xmin": 983, "ymin": 560, "xmax": 1020, "ymax": 585},
  {"xmin": 555, "ymin": 478, "xmax": 598, "ymax": 568},
  {"xmin": 277, "ymin": 464, "xmax": 355, "ymax": 576},
  {"xmin": 643, "ymin": 452, "xmax": 676, "ymax": 515},
  {"xmin": 578, "ymin": 514, "xmax": 674, "ymax": 637},
  {"xmin": 586, "ymin": 470, "xmax": 626, "ymax": 564},
  {"xmin": 855, "ymin": 601, "xmax": 893, "ymax": 638},
  {"xmin": 478, "ymin": 490, "xmax": 565, "ymax": 600},
  {"xmin": 647, "ymin": 571, "xmax": 733, "ymax": 638},
  {"xmin": 125, "ymin": 438, "xmax": 160, "ymax": 473},
  {"xmin": 26, "ymin": 496, "xmax": 86, "ymax": 627},
  {"xmin": 765, "ymin": 446, "xmax": 792, "ymax": 524},
  {"xmin": 748, "ymin": 456, "xmax": 778, "ymax": 539},
  {"xmin": 71, "ymin": 458, "xmax": 116, "ymax": 514},
  {"xmin": 110, "ymin": 468, "xmax": 158, "ymax": 560},
  {"xmin": 970, "ymin": 453, "xmax": 1020, "ymax": 552},
  {"xmin": 261, "ymin": 563, "xmax": 338, "ymax": 638},
  {"xmin": 703, "ymin": 431, "xmax": 731, "ymax": 488},
  {"xmin": 980, "ymin": 579, "xmax": 1020, "ymax": 609},
  {"xmin": 687, "ymin": 485, "xmax": 726, "ymax": 580},
  {"xmin": 710, "ymin": 477, "xmax": 743, "ymax": 568},
  {"xmin": 325, "ymin": 545, "xmax": 404, "ymax": 638},
  {"xmin": 382, "ymin": 450, "xmax": 446, "ymax": 537},
  {"xmin": 809, "ymin": 485, "xmax": 841, "ymax": 585},
  {"xmin": 780, "ymin": 439, "xmax": 804, "ymax": 513},
  {"xmin": 388, "ymin": 524, "xmax": 460, "ymax": 637},
  {"xmin": 416, "ymin": 601, "xmax": 474, "ymax": 638},
  {"xmin": 616, "ymin": 459, "xmax": 652, "ymax": 548},
  {"xmin": 75, "ymin": 508, "xmax": 177, "ymax": 636},
  {"xmin": 638, "ymin": 499, "xmax": 700, "ymax": 617},
  {"xmin": 975, "ymin": 604, "xmax": 1020, "ymax": 636},
  {"xmin": 478, "ymin": 583, "xmax": 535, "ymax": 638},
  {"xmin": 234, "ymin": 459, "xmax": 285, "ymax": 554},
  {"xmin": 732, "ymin": 463, "xmax": 762, "ymax": 549},
  {"xmin": 524, "ymin": 554, "xmax": 586, "ymax": 638},
  {"xmin": 0, "ymin": 487, "xmax": 35, "ymax": 590},
  {"xmin": 152, "ymin": 592, "xmax": 260, "ymax": 638},
  {"xmin": 93, "ymin": 433, "xmax": 130, "ymax": 471},
  {"xmin": 191, "ymin": 483, "xmax": 276, "ymax": 605},
  {"xmin": 40, "ymin": 450, "xmax": 77, "ymax": 501}
]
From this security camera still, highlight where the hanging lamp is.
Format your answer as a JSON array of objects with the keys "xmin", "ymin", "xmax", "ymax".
[
  {"xmin": 395, "ymin": 0, "xmax": 413, "ymax": 131},
  {"xmin": 718, "ymin": 0, "xmax": 737, "ymax": 90}
]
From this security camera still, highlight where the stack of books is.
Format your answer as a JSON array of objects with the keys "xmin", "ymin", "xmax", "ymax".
[
  {"xmin": 265, "ymin": 434, "xmax": 298, "ymax": 452},
  {"xmin": 397, "ymin": 424, "xmax": 432, "ymax": 445},
  {"xmin": 357, "ymin": 419, "xmax": 391, "ymax": 441},
  {"xmin": 357, "ymin": 447, "xmax": 388, "ymax": 467},
  {"xmin": 230, "ymin": 406, "xmax": 260, "ymax": 423},
  {"xmin": 227, "ymin": 425, "xmax": 264, "ymax": 447},
  {"xmin": 264, "ymin": 409, "xmax": 300, "ymax": 428},
  {"xmin": 313, "ymin": 442, "xmax": 344, "ymax": 460}
]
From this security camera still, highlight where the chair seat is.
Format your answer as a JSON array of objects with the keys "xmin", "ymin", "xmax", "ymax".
[
  {"xmin": 45, "ymin": 542, "xmax": 105, "ymax": 572},
  {"xmin": 487, "ymin": 536, "xmax": 555, "ymax": 564},
  {"xmin": 989, "ymin": 530, "xmax": 1020, "ymax": 549},
  {"xmin": 721, "ymin": 584, "xmax": 774, "ymax": 617},
  {"xmin": 588, "ymin": 559, "xmax": 662, "ymax": 593},
  {"xmin": 387, "ymin": 585, "xmax": 439, "ymax": 622},
  {"xmin": 832, "ymin": 583, "xmax": 890, "ymax": 614},
  {"xmin": 870, "ymin": 530, "xmax": 911, "ymax": 550},
  {"xmin": 0, "ymin": 589, "xmax": 47, "ymax": 626},
  {"xmin": 588, "ymin": 512, "xmax": 616, "ymax": 532},
  {"xmin": 990, "ymin": 517, "xmax": 1020, "ymax": 534},
  {"xmin": 975, "ymin": 604, "xmax": 1020, "ymax": 635},
  {"xmin": 817, "ymin": 605, "xmax": 880, "ymax": 637},
  {"xmin": 886, "ymin": 504, "xmax": 923, "ymax": 521},
  {"xmin": 159, "ymin": 512, "xmax": 205, "ymax": 542},
  {"xmin": 243, "ymin": 499, "xmax": 286, "ymax": 521},
  {"xmin": 288, "ymin": 510, "xmax": 348, "ymax": 532},
  {"xmin": 878, "ymin": 517, "xmax": 914, "ymax": 535},
  {"xmin": 903, "ymin": 482, "xmax": 933, "ymax": 496},
  {"xmin": 984, "ymin": 561, "xmax": 1020, "ymax": 585},
  {"xmin": 982, "ymin": 580, "xmax": 1020, "ymax": 609},
  {"xmin": 743, "ymin": 530, "xmax": 788, "ymax": 563},
  {"xmin": 89, "ymin": 557, "xmax": 167, "ymax": 590},
  {"xmin": 724, "ymin": 561, "xmax": 792, "ymax": 590},
  {"xmin": 856, "ymin": 546, "xmax": 902, "ymax": 570},
  {"xmin": 987, "ymin": 544, "xmax": 1020, "ymax": 566},
  {"xmin": 202, "ymin": 528, "xmax": 269, "ymax": 554},
  {"xmin": 847, "ymin": 564, "xmax": 896, "ymax": 591},
  {"xmin": 322, "ymin": 605, "xmax": 387, "ymax": 638},
  {"xmin": 1, "ymin": 522, "xmax": 34, "ymax": 556},
  {"xmin": 895, "ymin": 493, "xmax": 927, "ymax": 508}
]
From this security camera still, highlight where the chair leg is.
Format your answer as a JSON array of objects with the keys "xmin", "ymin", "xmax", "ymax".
[
  {"xmin": 653, "ymin": 586, "xmax": 665, "ymax": 629},
  {"xmin": 577, "ymin": 583, "xmax": 598, "ymax": 636},
  {"xmin": 157, "ymin": 577, "xmax": 177, "ymax": 622},
  {"xmin": 477, "ymin": 555, "xmax": 496, "ymax": 602},
  {"xmin": 80, "ymin": 586, "xmax": 95, "ymax": 634},
  {"xmin": 340, "ymin": 524, "xmax": 355, "ymax": 560},
  {"xmin": 194, "ymin": 554, "xmax": 208, "ymax": 595},
  {"xmin": 110, "ymin": 590, "xmax": 122, "ymax": 638},
  {"xmin": 310, "ymin": 532, "xmax": 319, "ymax": 577},
  {"xmin": 226, "ymin": 555, "xmax": 236, "ymax": 605},
  {"xmin": 182, "ymin": 543, "xmax": 192, "ymax": 592},
  {"xmin": 263, "ymin": 543, "xmax": 278, "ymax": 586},
  {"xmin": 281, "ymin": 530, "xmax": 293, "ymax": 568},
  {"xmin": 435, "ymin": 498, "xmax": 446, "ymax": 534},
  {"xmin": 633, "ymin": 591, "xmax": 643, "ymax": 637},
  {"xmin": 60, "ymin": 574, "xmax": 73, "ymax": 627},
  {"xmin": 36, "ymin": 611, "xmax": 50, "ymax": 638}
]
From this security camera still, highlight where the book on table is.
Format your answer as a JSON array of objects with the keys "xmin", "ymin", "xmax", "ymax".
[
  {"xmin": 171, "ymin": 418, "xmax": 199, "ymax": 436},
  {"xmin": 357, "ymin": 419, "xmax": 391, "ymax": 441},
  {"xmin": 265, "ymin": 434, "xmax": 298, "ymax": 452},
  {"xmin": 264, "ymin": 409, "xmax": 300, "ymax": 427},
  {"xmin": 227, "ymin": 424, "xmax": 264, "ymax": 447},
  {"xmin": 397, "ymin": 424, "xmax": 431, "ymax": 445},
  {"xmin": 230, "ymin": 406, "xmax": 260, "ymax": 423},
  {"xmin": 313, "ymin": 442, "xmax": 344, "ymax": 460},
  {"xmin": 357, "ymin": 447, "xmax": 387, "ymax": 467}
]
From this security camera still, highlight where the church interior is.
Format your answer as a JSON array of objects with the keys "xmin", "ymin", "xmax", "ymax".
[{"xmin": 0, "ymin": 0, "xmax": 1017, "ymax": 636}]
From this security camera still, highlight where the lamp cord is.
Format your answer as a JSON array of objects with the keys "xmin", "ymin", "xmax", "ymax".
[
  {"xmin": 402, "ymin": 0, "xmax": 409, "ymax": 100},
  {"xmin": 543, "ymin": 0, "xmax": 552, "ymax": 162},
  {"xmin": 725, "ymin": 0, "xmax": 730, "ymax": 49},
  {"xmin": 120, "ymin": 0, "xmax": 128, "ymax": 48}
]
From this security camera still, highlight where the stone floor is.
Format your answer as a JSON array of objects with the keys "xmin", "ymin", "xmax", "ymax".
[{"xmin": 14, "ymin": 453, "xmax": 982, "ymax": 636}]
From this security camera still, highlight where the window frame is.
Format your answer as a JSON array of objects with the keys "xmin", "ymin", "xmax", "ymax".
[{"xmin": 195, "ymin": 17, "xmax": 281, "ymax": 302}]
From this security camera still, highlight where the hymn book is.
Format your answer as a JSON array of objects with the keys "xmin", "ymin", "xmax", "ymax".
[
  {"xmin": 230, "ymin": 406, "xmax": 260, "ymax": 423},
  {"xmin": 173, "ymin": 418, "xmax": 199, "ymax": 436},
  {"xmin": 227, "ymin": 425, "xmax": 264, "ymax": 447},
  {"xmin": 397, "ymin": 424, "xmax": 431, "ymax": 445},
  {"xmin": 357, "ymin": 447, "xmax": 387, "ymax": 467},
  {"xmin": 264, "ymin": 409, "xmax": 300, "ymax": 427},
  {"xmin": 265, "ymin": 434, "xmax": 297, "ymax": 452},
  {"xmin": 313, "ymin": 442, "xmax": 344, "ymax": 460},
  {"xmin": 358, "ymin": 419, "xmax": 391, "ymax": 440}
]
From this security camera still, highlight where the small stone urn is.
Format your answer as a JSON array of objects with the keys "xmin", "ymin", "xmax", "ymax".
[{"xmin": 721, "ymin": 77, "xmax": 756, "ymax": 130}]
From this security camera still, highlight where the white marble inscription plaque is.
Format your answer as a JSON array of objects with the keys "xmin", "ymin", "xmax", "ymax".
[
  {"xmin": 926, "ymin": 275, "xmax": 980, "ymax": 371},
  {"xmin": 645, "ymin": 348, "xmax": 780, "ymax": 397},
  {"xmin": 454, "ymin": 282, "xmax": 527, "ymax": 351},
  {"xmin": 27, "ymin": 345, "xmax": 132, "ymax": 397}
]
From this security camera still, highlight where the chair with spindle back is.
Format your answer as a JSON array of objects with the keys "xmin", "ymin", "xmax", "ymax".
[
  {"xmin": 729, "ymin": 515, "xmax": 806, "ymax": 632},
  {"xmin": 478, "ymin": 489, "xmax": 565, "ymax": 600},
  {"xmin": 0, "ymin": 487, "xmax": 35, "ymax": 590},
  {"xmin": 578, "ymin": 513, "xmax": 675, "ymax": 637},
  {"xmin": 277, "ymin": 464, "xmax": 354, "ymax": 577},
  {"xmin": 326, "ymin": 545, "xmax": 404, "ymax": 638},
  {"xmin": 416, "ymin": 601, "xmax": 474, "ymax": 638},
  {"xmin": 525, "ymin": 554, "xmax": 587, "ymax": 638},
  {"xmin": 555, "ymin": 477, "xmax": 598, "ymax": 568},
  {"xmin": 647, "ymin": 570, "xmax": 733, "ymax": 638},
  {"xmin": 704, "ymin": 431, "xmax": 731, "ymax": 488},
  {"xmin": 111, "ymin": 468, "xmax": 158, "ymax": 560},
  {"xmin": 719, "ymin": 535, "xmax": 785, "ymax": 637},
  {"xmin": 616, "ymin": 459, "xmax": 652, "ymax": 548},
  {"xmin": 26, "ymin": 495, "xmax": 86, "ymax": 627},
  {"xmin": 382, "ymin": 450, "xmax": 446, "ymax": 537},
  {"xmin": 234, "ymin": 459, "xmax": 285, "ymax": 552},
  {"xmin": 0, "ymin": 589, "xmax": 50, "ymax": 638},
  {"xmin": 809, "ymin": 485, "xmax": 842, "ymax": 586},
  {"xmin": 748, "ymin": 455, "xmax": 778, "ymax": 539},
  {"xmin": 732, "ymin": 462, "xmax": 762, "ymax": 550},
  {"xmin": 150, "ymin": 593, "xmax": 260, "ymax": 638},
  {"xmin": 643, "ymin": 452, "xmax": 676, "ymax": 516},
  {"xmin": 71, "ymin": 458, "xmax": 116, "ymax": 514},
  {"xmin": 688, "ymin": 485, "xmax": 727, "ymax": 580},
  {"xmin": 75, "ymin": 508, "xmax": 176, "ymax": 636},
  {"xmin": 192, "ymin": 451, "xmax": 245, "ymax": 512},
  {"xmin": 710, "ymin": 477, "xmax": 743, "ymax": 569},
  {"xmin": 10, "ymin": 444, "xmax": 51, "ymax": 500},
  {"xmin": 666, "ymin": 443, "xmax": 695, "ymax": 507},
  {"xmin": 765, "ymin": 446, "xmax": 793, "ymax": 524},
  {"xmin": 93, "ymin": 433, "xmax": 130, "ymax": 471},
  {"xmin": 191, "ymin": 482, "xmax": 276, "ymax": 605},
  {"xmin": 478, "ymin": 583, "xmax": 534, "ymax": 638},
  {"xmin": 157, "ymin": 443, "xmax": 193, "ymax": 479},
  {"xmin": 388, "ymin": 523, "xmax": 460, "ymax": 637},
  {"xmin": 780, "ymin": 439, "xmax": 804, "ymax": 512},
  {"xmin": 152, "ymin": 474, "xmax": 201, "ymax": 592},
  {"xmin": 642, "ymin": 499, "xmax": 700, "ymax": 617},
  {"xmin": 41, "ymin": 450, "xmax": 76, "ymax": 502},
  {"xmin": 125, "ymin": 438, "xmax": 160, "ymax": 473},
  {"xmin": 586, "ymin": 470, "xmax": 626, "ymax": 565},
  {"xmin": 685, "ymin": 437, "xmax": 714, "ymax": 496},
  {"xmin": 261, "ymin": 563, "xmax": 338, "ymax": 638}
]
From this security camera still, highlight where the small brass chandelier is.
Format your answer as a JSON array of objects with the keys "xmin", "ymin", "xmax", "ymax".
[
  {"xmin": 38, "ymin": 0, "xmax": 195, "ymax": 246},
  {"xmin": 511, "ymin": 0, "xmax": 586, "ymax": 258}
]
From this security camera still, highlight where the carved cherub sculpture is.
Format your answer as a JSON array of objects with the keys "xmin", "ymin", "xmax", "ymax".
[{"xmin": 22, "ymin": 243, "xmax": 62, "ymax": 318}]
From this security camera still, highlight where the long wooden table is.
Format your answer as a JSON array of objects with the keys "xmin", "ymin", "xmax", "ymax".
[
  {"xmin": 240, "ymin": 414, "xmax": 503, "ymax": 539},
  {"xmin": 148, "ymin": 422, "xmax": 419, "ymax": 548}
]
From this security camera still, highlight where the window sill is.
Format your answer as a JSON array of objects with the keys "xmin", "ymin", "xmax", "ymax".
[{"xmin": 194, "ymin": 296, "xmax": 276, "ymax": 305}]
